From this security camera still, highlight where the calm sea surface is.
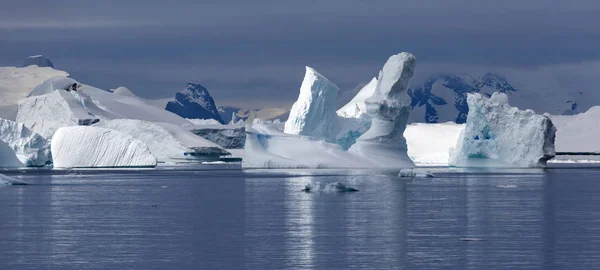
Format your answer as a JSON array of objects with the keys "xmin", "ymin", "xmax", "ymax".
[{"xmin": 1, "ymin": 165, "xmax": 600, "ymax": 269}]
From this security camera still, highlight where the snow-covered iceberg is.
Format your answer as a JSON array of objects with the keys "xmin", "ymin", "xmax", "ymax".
[
  {"xmin": 449, "ymin": 92, "xmax": 556, "ymax": 168},
  {"xmin": 0, "ymin": 65, "xmax": 68, "ymax": 109},
  {"xmin": 404, "ymin": 122, "xmax": 464, "ymax": 165},
  {"xmin": 165, "ymin": 82, "xmax": 223, "ymax": 123},
  {"xmin": 0, "ymin": 118, "xmax": 52, "ymax": 166},
  {"xmin": 337, "ymin": 77, "xmax": 378, "ymax": 119},
  {"xmin": 17, "ymin": 87, "xmax": 114, "ymax": 138},
  {"xmin": 95, "ymin": 119, "xmax": 229, "ymax": 162},
  {"xmin": 0, "ymin": 140, "xmax": 24, "ymax": 168},
  {"xmin": 347, "ymin": 52, "xmax": 417, "ymax": 167},
  {"xmin": 51, "ymin": 126, "xmax": 157, "ymax": 168},
  {"xmin": 243, "ymin": 52, "xmax": 417, "ymax": 169},
  {"xmin": 284, "ymin": 67, "xmax": 339, "ymax": 140},
  {"xmin": 550, "ymin": 107, "xmax": 600, "ymax": 153}
]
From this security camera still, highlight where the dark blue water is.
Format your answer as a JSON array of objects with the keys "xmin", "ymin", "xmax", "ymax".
[{"xmin": 1, "ymin": 166, "xmax": 600, "ymax": 269}]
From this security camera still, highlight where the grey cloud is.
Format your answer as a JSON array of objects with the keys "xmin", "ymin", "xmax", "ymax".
[{"xmin": 0, "ymin": 0, "xmax": 599, "ymax": 108}]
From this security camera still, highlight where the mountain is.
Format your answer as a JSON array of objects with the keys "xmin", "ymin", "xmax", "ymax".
[
  {"xmin": 22, "ymin": 55, "xmax": 55, "ymax": 68},
  {"xmin": 408, "ymin": 73, "xmax": 581, "ymax": 123},
  {"xmin": 165, "ymin": 82, "xmax": 223, "ymax": 123},
  {"xmin": 218, "ymin": 106, "xmax": 288, "ymax": 123}
]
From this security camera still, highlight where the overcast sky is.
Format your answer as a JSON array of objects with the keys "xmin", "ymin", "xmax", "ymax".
[{"xmin": 1, "ymin": 0, "xmax": 599, "ymax": 108}]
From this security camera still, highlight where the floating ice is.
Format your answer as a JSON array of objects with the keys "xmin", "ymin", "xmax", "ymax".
[
  {"xmin": 0, "ymin": 140, "xmax": 24, "ymax": 167},
  {"xmin": 51, "ymin": 126, "xmax": 157, "ymax": 168},
  {"xmin": 284, "ymin": 67, "xmax": 339, "ymax": 140},
  {"xmin": 243, "ymin": 52, "xmax": 417, "ymax": 169},
  {"xmin": 0, "ymin": 118, "xmax": 52, "ymax": 166},
  {"xmin": 302, "ymin": 182, "xmax": 358, "ymax": 193},
  {"xmin": 95, "ymin": 119, "xmax": 228, "ymax": 163},
  {"xmin": 449, "ymin": 92, "xmax": 556, "ymax": 168},
  {"xmin": 398, "ymin": 169, "xmax": 434, "ymax": 178}
]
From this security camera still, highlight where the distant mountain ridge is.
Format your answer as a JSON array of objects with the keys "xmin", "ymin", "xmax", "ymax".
[{"xmin": 165, "ymin": 82, "xmax": 223, "ymax": 123}]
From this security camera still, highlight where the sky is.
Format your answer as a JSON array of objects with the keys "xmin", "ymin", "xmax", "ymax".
[{"xmin": 1, "ymin": 0, "xmax": 599, "ymax": 108}]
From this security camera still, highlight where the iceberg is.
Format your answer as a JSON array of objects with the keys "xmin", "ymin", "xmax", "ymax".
[
  {"xmin": 95, "ymin": 119, "xmax": 229, "ymax": 163},
  {"xmin": 347, "ymin": 53, "xmax": 417, "ymax": 168},
  {"xmin": 0, "ymin": 118, "xmax": 52, "ymax": 166},
  {"xmin": 0, "ymin": 65, "xmax": 68, "ymax": 108},
  {"xmin": 0, "ymin": 140, "xmax": 24, "ymax": 168},
  {"xmin": 28, "ymin": 76, "xmax": 80, "ymax": 97},
  {"xmin": 336, "ymin": 77, "xmax": 378, "ymax": 119},
  {"xmin": 550, "ymin": 107, "xmax": 600, "ymax": 153},
  {"xmin": 284, "ymin": 67, "xmax": 339, "ymax": 140},
  {"xmin": 51, "ymin": 126, "xmax": 157, "ymax": 168},
  {"xmin": 17, "ymin": 89, "xmax": 114, "ymax": 138},
  {"xmin": 404, "ymin": 122, "xmax": 465, "ymax": 165},
  {"xmin": 449, "ymin": 92, "xmax": 556, "ymax": 168},
  {"xmin": 243, "ymin": 52, "xmax": 417, "ymax": 169}
]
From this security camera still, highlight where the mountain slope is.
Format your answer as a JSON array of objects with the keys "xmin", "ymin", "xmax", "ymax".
[{"xmin": 165, "ymin": 82, "xmax": 223, "ymax": 123}]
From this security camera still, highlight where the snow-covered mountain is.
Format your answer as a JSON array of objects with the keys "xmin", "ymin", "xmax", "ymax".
[
  {"xmin": 165, "ymin": 82, "xmax": 223, "ymax": 123},
  {"xmin": 408, "ymin": 73, "xmax": 582, "ymax": 123},
  {"xmin": 218, "ymin": 106, "xmax": 288, "ymax": 123},
  {"xmin": 22, "ymin": 55, "xmax": 55, "ymax": 68}
]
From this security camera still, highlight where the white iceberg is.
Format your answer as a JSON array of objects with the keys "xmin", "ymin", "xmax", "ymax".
[
  {"xmin": 17, "ymin": 89, "xmax": 114, "ymax": 138},
  {"xmin": 0, "ymin": 66, "xmax": 69, "ymax": 109},
  {"xmin": 0, "ymin": 140, "xmax": 24, "ymax": 168},
  {"xmin": 95, "ymin": 119, "xmax": 229, "ymax": 163},
  {"xmin": 284, "ymin": 67, "xmax": 339, "ymax": 140},
  {"xmin": 243, "ymin": 52, "xmax": 417, "ymax": 169},
  {"xmin": 550, "ymin": 106, "xmax": 600, "ymax": 153},
  {"xmin": 404, "ymin": 122, "xmax": 465, "ymax": 165},
  {"xmin": 0, "ymin": 118, "xmax": 52, "ymax": 166},
  {"xmin": 51, "ymin": 126, "xmax": 157, "ymax": 168},
  {"xmin": 28, "ymin": 76, "xmax": 80, "ymax": 97},
  {"xmin": 336, "ymin": 77, "xmax": 378, "ymax": 119},
  {"xmin": 449, "ymin": 92, "xmax": 556, "ymax": 168},
  {"xmin": 347, "ymin": 52, "xmax": 417, "ymax": 168}
]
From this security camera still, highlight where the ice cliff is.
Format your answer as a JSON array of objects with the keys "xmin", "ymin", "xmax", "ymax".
[
  {"xmin": 95, "ymin": 119, "xmax": 229, "ymax": 162},
  {"xmin": 0, "ymin": 118, "xmax": 52, "ymax": 166},
  {"xmin": 51, "ymin": 126, "xmax": 157, "ymax": 168},
  {"xmin": 0, "ymin": 140, "xmax": 24, "ymax": 167},
  {"xmin": 284, "ymin": 67, "xmax": 339, "ymax": 139},
  {"xmin": 449, "ymin": 92, "xmax": 556, "ymax": 167},
  {"xmin": 346, "ymin": 52, "xmax": 417, "ymax": 167}
]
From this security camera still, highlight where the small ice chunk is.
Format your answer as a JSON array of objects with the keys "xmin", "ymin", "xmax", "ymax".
[
  {"xmin": 398, "ymin": 169, "xmax": 435, "ymax": 178},
  {"xmin": 323, "ymin": 181, "xmax": 359, "ymax": 192},
  {"xmin": 496, "ymin": 184, "xmax": 518, "ymax": 188},
  {"xmin": 460, "ymin": 237, "xmax": 484, "ymax": 242},
  {"xmin": 0, "ymin": 174, "xmax": 27, "ymax": 185}
]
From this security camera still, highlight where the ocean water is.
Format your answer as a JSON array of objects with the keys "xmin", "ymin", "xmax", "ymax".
[{"xmin": 1, "ymin": 165, "xmax": 600, "ymax": 269}]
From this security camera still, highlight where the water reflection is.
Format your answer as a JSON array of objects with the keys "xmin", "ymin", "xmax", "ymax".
[{"xmin": 284, "ymin": 177, "xmax": 314, "ymax": 268}]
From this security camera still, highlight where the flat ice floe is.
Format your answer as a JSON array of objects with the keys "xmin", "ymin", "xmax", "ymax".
[{"xmin": 51, "ymin": 126, "xmax": 157, "ymax": 168}]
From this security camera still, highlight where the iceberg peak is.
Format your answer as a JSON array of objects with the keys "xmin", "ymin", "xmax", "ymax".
[{"xmin": 284, "ymin": 66, "xmax": 340, "ymax": 139}]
